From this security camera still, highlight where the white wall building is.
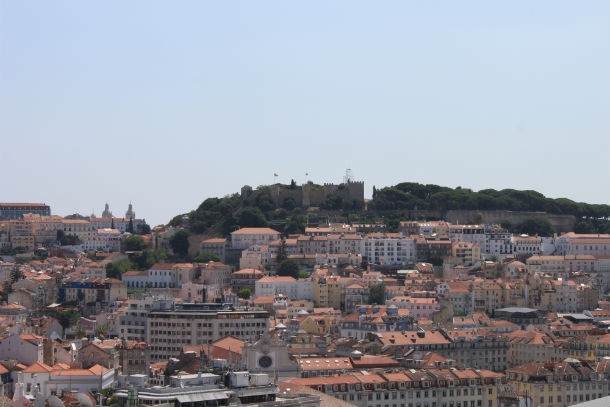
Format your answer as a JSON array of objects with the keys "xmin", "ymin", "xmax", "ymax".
[
  {"xmin": 0, "ymin": 333, "xmax": 44, "ymax": 365},
  {"xmin": 555, "ymin": 233, "xmax": 610, "ymax": 256},
  {"xmin": 512, "ymin": 235, "xmax": 542, "ymax": 256},
  {"xmin": 16, "ymin": 363, "xmax": 114, "ymax": 399},
  {"xmin": 83, "ymin": 228, "xmax": 121, "ymax": 252},
  {"xmin": 231, "ymin": 228, "xmax": 281, "ymax": 250},
  {"xmin": 361, "ymin": 233, "xmax": 416, "ymax": 265},
  {"xmin": 254, "ymin": 276, "xmax": 313, "ymax": 300}
]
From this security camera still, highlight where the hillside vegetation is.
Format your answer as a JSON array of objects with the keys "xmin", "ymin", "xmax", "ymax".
[{"xmin": 169, "ymin": 182, "xmax": 610, "ymax": 236}]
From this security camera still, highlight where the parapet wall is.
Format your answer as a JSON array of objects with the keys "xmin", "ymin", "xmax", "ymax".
[
  {"xmin": 246, "ymin": 181, "xmax": 365, "ymax": 208},
  {"xmin": 444, "ymin": 210, "xmax": 575, "ymax": 233}
]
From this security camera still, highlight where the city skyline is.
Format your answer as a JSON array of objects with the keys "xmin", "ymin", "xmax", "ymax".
[{"xmin": 1, "ymin": 1, "xmax": 608, "ymax": 227}]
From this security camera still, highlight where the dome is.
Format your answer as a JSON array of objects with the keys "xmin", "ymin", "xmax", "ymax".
[
  {"xmin": 297, "ymin": 309, "xmax": 309, "ymax": 316},
  {"xmin": 74, "ymin": 393, "xmax": 95, "ymax": 407},
  {"xmin": 47, "ymin": 395, "xmax": 65, "ymax": 407}
]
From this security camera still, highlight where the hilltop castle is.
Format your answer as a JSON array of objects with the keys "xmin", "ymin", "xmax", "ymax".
[{"xmin": 241, "ymin": 180, "xmax": 364, "ymax": 208}]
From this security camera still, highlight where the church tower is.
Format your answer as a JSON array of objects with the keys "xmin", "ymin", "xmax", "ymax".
[
  {"xmin": 101, "ymin": 203, "xmax": 113, "ymax": 219},
  {"xmin": 125, "ymin": 202, "xmax": 135, "ymax": 219}
]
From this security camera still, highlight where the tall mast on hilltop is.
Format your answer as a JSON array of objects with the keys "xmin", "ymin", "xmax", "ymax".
[{"xmin": 344, "ymin": 168, "xmax": 353, "ymax": 183}]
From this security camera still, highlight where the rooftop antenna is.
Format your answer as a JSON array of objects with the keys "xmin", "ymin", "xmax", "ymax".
[{"xmin": 343, "ymin": 169, "xmax": 353, "ymax": 184}]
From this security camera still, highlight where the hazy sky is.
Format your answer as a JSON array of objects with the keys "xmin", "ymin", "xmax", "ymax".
[{"xmin": 1, "ymin": 1, "xmax": 608, "ymax": 227}]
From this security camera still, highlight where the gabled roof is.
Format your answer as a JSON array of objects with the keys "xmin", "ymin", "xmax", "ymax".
[
  {"xmin": 211, "ymin": 336, "xmax": 245, "ymax": 354},
  {"xmin": 23, "ymin": 362, "xmax": 53, "ymax": 373}
]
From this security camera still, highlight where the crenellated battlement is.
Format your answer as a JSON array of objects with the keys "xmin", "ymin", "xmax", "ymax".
[{"xmin": 243, "ymin": 179, "xmax": 364, "ymax": 208}]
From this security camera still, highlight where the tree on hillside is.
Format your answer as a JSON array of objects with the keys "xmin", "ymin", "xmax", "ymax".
[
  {"xmin": 170, "ymin": 230, "xmax": 190, "ymax": 258},
  {"xmin": 237, "ymin": 207, "xmax": 268, "ymax": 228},
  {"xmin": 518, "ymin": 217, "xmax": 554, "ymax": 237},
  {"xmin": 131, "ymin": 249, "xmax": 167, "ymax": 270},
  {"xmin": 238, "ymin": 287, "xmax": 252, "ymax": 299},
  {"xmin": 193, "ymin": 253, "xmax": 221, "ymax": 263},
  {"xmin": 255, "ymin": 192, "xmax": 275, "ymax": 212},
  {"xmin": 56, "ymin": 230, "xmax": 82, "ymax": 246},
  {"xmin": 277, "ymin": 259, "xmax": 300, "ymax": 279},
  {"xmin": 136, "ymin": 223, "xmax": 151, "ymax": 235},
  {"xmin": 284, "ymin": 214, "xmax": 306, "ymax": 235},
  {"xmin": 122, "ymin": 235, "xmax": 147, "ymax": 251},
  {"xmin": 127, "ymin": 217, "xmax": 134, "ymax": 234},
  {"xmin": 276, "ymin": 238, "xmax": 287, "ymax": 263},
  {"xmin": 321, "ymin": 194, "xmax": 343, "ymax": 210},
  {"xmin": 54, "ymin": 309, "xmax": 81, "ymax": 329},
  {"xmin": 368, "ymin": 283, "xmax": 386, "ymax": 305},
  {"xmin": 105, "ymin": 259, "xmax": 133, "ymax": 280},
  {"xmin": 500, "ymin": 220, "xmax": 512, "ymax": 232},
  {"xmin": 282, "ymin": 197, "xmax": 297, "ymax": 210}
]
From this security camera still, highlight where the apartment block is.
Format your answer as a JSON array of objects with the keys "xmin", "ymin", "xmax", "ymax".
[{"xmin": 146, "ymin": 301, "xmax": 269, "ymax": 361}]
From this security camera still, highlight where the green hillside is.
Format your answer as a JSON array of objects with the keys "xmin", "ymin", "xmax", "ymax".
[{"xmin": 169, "ymin": 182, "xmax": 610, "ymax": 236}]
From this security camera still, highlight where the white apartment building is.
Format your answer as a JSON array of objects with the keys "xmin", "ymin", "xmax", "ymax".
[
  {"xmin": 385, "ymin": 296, "xmax": 441, "ymax": 319},
  {"xmin": 83, "ymin": 228, "xmax": 121, "ymax": 252},
  {"xmin": 361, "ymin": 233, "xmax": 417, "ymax": 265},
  {"xmin": 16, "ymin": 363, "xmax": 114, "ymax": 399},
  {"xmin": 485, "ymin": 231, "xmax": 513, "ymax": 257},
  {"xmin": 118, "ymin": 295, "xmax": 158, "ymax": 342},
  {"xmin": 327, "ymin": 233, "xmax": 363, "ymax": 254},
  {"xmin": 60, "ymin": 219, "xmax": 94, "ymax": 241},
  {"xmin": 552, "ymin": 279, "xmax": 597, "ymax": 313},
  {"xmin": 449, "ymin": 225, "xmax": 487, "ymax": 248},
  {"xmin": 0, "ymin": 333, "xmax": 44, "ymax": 365},
  {"xmin": 527, "ymin": 255, "xmax": 566, "ymax": 275},
  {"xmin": 254, "ymin": 276, "xmax": 313, "ymax": 300},
  {"xmin": 122, "ymin": 263, "xmax": 195, "ymax": 289},
  {"xmin": 231, "ymin": 227, "xmax": 281, "ymax": 250},
  {"xmin": 555, "ymin": 233, "xmax": 610, "ymax": 256},
  {"xmin": 512, "ymin": 235, "xmax": 542, "ymax": 256},
  {"xmin": 239, "ymin": 245, "xmax": 272, "ymax": 270}
]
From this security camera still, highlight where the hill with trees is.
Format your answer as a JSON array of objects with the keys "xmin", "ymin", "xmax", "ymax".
[{"xmin": 167, "ymin": 181, "xmax": 610, "ymax": 236}]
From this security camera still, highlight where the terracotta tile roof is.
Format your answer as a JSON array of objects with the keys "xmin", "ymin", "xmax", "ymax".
[
  {"xmin": 52, "ymin": 363, "xmax": 71, "ymax": 370},
  {"xmin": 278, "ymin": 382, "xmax": 355, "ymax": 407},
  {"xmin": 251, "ymin": 295, "xmax": 275, "ymax": 304},
  {"xmin": 88, "ymin": 364, "xmax": 109, "ymax": 375},
  {"xmin": 150, "ymin": 263, "xmax": 179, "ymax": 270},
  {"xmin": 233, "ymin": 268, "xmax": 264, "ymax": 275},
  {"xmin": 258, "ymin": 276, "xmax": 296, "ymax": 283},
  {"xmin": 231, "ymin": 227, "xmax": 280, "ymax": 235},
  {"xmin": 201, "ymin": 238, "xmax": 227, "ymax": 244},
  {"xmin": 352, "ymin": 371, "xmax": 386, "ymax": 383},
  {"xmin": 211, "ymin": 336, "xmax": 245, "ymax": 355},
  {"xmin": 351, "ymin": 355, "xmax": 400, "ymax": 368},
  {"xmin": 23, "ymin": 362, "xmax": 53, "ymax": 373},
  {"xmin": 298, "ymin": 357, "xmax": 352, "ymax": 371},
  {"xmin": 123, "ymin": 270, "xmax": 146, "ymax": 276},
  {"xmin": 0, "ymin": 303, "xmax": 26, "ymax": 310},
  {"xmin": 378, "ymin": 330, "xmax": 450, "ymax": 347}
]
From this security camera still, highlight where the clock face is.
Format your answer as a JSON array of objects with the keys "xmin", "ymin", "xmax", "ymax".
[{"xmin": 258, "ymin": 355, "xmax": 273, "ymax": 368}]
